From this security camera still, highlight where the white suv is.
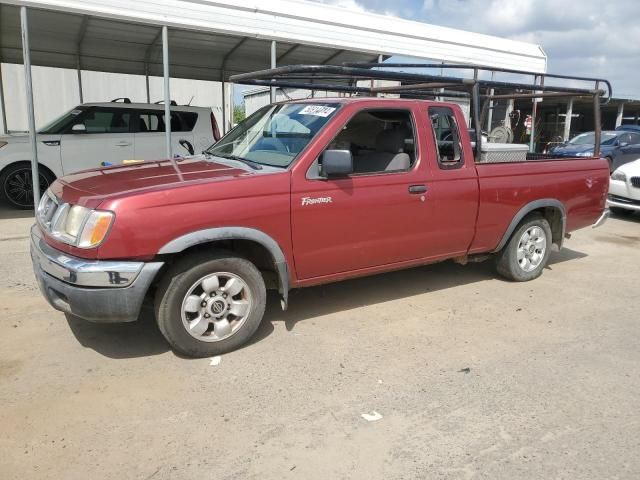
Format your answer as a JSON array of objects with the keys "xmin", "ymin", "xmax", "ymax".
[{"xmin": 0, "ymin": 99, "xmax": 220, "ymax": 208}]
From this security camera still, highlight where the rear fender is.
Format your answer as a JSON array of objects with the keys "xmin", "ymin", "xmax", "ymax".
[{"xmin": 492, "ymin": 199, "xmax": 566, "ymax": 252}]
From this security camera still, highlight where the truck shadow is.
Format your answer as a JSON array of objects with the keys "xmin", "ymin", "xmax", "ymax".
[
  {"xmin": 261, "ymin": 247, "xmax": 587, "ymax": 335},
  {"xmin": 65, "ymin": 247, "xmax": 587, "ymax": 359}
]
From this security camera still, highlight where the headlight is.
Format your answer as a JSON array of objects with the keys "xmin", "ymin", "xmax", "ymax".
[
  {"xmin": 45, "ymin": 198, "xmax": 114, "ymax": 248},
  {"xmin": 77, "ymin": 211, "xmax": 115, "ymax": 248},
  {"xmin": 611, "ymin": 170, "xmax": 627, "ymax": 182}
]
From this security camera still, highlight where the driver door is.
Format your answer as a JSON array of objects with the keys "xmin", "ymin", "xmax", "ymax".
[{"xmin": 60, "ymin": 107, "xmax": 134, "ymax": 173}]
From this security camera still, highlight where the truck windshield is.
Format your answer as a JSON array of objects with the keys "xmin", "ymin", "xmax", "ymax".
[{"xmin": 206, "ymin": 103, "xmax": 340, "ymax": 168}]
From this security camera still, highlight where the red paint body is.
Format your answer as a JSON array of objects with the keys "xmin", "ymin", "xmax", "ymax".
[{"xmin": 43, "ymin": 98, "xmax": 609, "ymax": 288}]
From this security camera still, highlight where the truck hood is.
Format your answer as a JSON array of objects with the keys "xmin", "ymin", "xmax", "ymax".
[{"xmin": 55, "ymin": 156, "xmax": 257, "ymax": 198}]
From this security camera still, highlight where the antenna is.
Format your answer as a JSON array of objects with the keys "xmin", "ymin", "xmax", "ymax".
[{"xmin": 187, "ymin": 96, "xmax": 194, "ymax": 106}]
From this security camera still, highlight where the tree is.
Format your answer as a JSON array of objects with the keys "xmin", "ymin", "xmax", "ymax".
[{"xmin": 233, "ymin": 103, "xmax": 246, "ymax": 125}]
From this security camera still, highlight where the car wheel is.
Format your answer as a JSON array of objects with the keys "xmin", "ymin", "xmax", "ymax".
[
  {"xmin": 610, "ymin": 206, "xmax": 633, "ymax": 216},
  {"xmin": 0, "ymin": 163, "xmax": 54, "ymax": 209},
  {"xmin": 495, "ymin": 214, "xmax": 552, "ymax": 282},
  {"xmin": 155, "ymin": 252, "xmax": 266, "ymax": 357}
]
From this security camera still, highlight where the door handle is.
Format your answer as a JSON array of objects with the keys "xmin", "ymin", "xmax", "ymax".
[
  {"xmin": 115, "ymin": 142, "xmax": 132, "ymax": 147},
  {"xmin": 408, "ymin": 184, "xmax": 427, "ymax": 194}
]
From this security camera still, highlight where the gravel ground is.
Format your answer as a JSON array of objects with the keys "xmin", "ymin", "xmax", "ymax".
[{"xmin": 0, "ymin": 207, "xmax": 639, "ymax": 480}]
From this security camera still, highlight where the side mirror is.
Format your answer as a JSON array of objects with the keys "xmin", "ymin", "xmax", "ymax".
[
  {"xmin": 179, "ymin": 139, "xmax": 195, "ymax": 155},
  {"xmin": 320, "ymin": 149, "xmax": 353, "ymax": 178},
  {"xmin": 71, "ymin": 123, "xmax": 86, "ymax": 133}
]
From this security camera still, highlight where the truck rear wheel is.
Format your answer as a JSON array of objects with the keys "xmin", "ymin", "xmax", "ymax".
[
  {"xmin": 495, "ymin": 214, "xmax": 552, "ymax": 282},
  {"xmin": 155, "ymin": 252, "xmax": 266, "ymax": 357}
]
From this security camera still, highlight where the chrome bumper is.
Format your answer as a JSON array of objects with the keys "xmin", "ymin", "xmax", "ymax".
[
  {"xmin": 592, "ymin": 208, "xmax": 610, "ymax": 228},
  {"xmin": 30, "ymin": 225, "xmax": 163, "ymax": 322}
]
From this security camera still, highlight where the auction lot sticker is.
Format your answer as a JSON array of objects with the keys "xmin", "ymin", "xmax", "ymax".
[{"xmin": 298, "ymin": 105, "xmax": 336, "ymax": 117}]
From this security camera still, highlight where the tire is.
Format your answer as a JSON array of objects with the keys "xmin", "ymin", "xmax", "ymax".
[
  {"xmin": 155, "ymin": 252, "xmax": 266, "ymax": 357},
  {"xmin": 0, "ymin": 162, "xmax": 55, "ymax": 209},
  {"xmin": 495, "ymin": 214, "xmax": 552, "ymax": 282},
  {"xmin": 610, "ymin": 206, "xmax": 633, "ymax": 216}
]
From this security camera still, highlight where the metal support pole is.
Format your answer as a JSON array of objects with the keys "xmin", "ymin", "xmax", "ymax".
[
  {"xmin": 21, "ymin": 7, "xmax": 40, "ymax": 210},
  {"xmin": 162, "ymin": 26, "xmax": 172, "ymax": 159},
  {"xmin": 270, "ymin": 41, "xmax": 277, "ymax": 103},
  {"xmin": 504, "ymin": 99, "xmax": 514, "ymax": 129},
  {"xmin": 615, "ymin": 103, "xmax": 624, "ymax": 128},
  {"xmin": 145, "ymin": 64, "xmax": 151, "ymax": 103},
  {"xmin": 472, "ymin": 82, "xmax": 482, "ymax": 162},
  {"xmin": 77, "ymin": 66, "xmax": 83, "ymax": 104},
  {"xmin": 376, "ymin": 54, "xmax": 383, "ymax": 98},
  {"xmin": 486, "ymin": 71, "xmax": 495, "ymax": 132},
  {"xmin": 593, "ymin": 85, "xmax": 601, "ymax": 158},
  {"xmin": 563, "ymin": 98, "xmax": 573, "ymax": 142},
  {"xmin": 529, "ymin": 75, "xmax": 538, "ymax": 153},
  {"xmin": 0, "ymin": 63, "xmax": 8, "ymax": 134},
  {"xmin": 221, "ymin": 71, "xmax": 226, "ymax": 135}
]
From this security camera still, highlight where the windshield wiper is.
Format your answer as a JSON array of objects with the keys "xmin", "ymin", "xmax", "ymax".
[{"xmin": 207, "ymin": 152, "xmax": 263, "ymax": 170}]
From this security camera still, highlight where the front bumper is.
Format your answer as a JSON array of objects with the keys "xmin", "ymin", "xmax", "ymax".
[{"xmin": 30, "ymin": 225, "xmax": 163, "ymax": 322}]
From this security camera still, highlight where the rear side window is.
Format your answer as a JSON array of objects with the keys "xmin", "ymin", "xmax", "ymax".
[
  {"xmin": 429, "ymin": 106, "xmax": 463, "ymax": 169},
  {"xmin": 136, "ymin": 110, "xmax": 197, "ymax": 133},
  {"xmin": 71, "ymin": 108, "xmax": 131, "ymax": 134}
]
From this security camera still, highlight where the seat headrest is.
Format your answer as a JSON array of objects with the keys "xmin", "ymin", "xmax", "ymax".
[{"xmin": 375, "ymin": 128, "xmax": 407, "ymax": 154}]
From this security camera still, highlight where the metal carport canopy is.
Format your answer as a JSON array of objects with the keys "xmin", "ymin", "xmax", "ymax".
[
  {"xmin": 0, "ymin": 0, "xmax": 548, "ymax": 80},
  {"xmin": 0, "ymin": 0, "xmax": 547, "ymax": 210}
]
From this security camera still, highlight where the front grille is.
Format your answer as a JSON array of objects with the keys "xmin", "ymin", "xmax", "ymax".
[
  {"xmin": 631, "ymin": 177, "xmax": 640, "ymax": 188},
  {"xmin": 609, "ymin": 194, "xmax": 640, "ymax": 206}
]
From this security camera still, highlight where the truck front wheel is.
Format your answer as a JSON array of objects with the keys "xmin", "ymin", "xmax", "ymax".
[
  {"xmin": 495, "ymin": 214, "xmax": 552, "ymax": 282},
  {"xmin": 155, "ymin": 253, "xmax": 266, "ymax": 357}
]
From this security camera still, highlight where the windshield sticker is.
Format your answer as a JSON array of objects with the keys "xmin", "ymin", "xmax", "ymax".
[
  {"xmin": 298, "ymin": 105, "xmax": 336, "ymax": 117},
  {"xmin": 70, "ymin": 110, "xmax": 82, "ymax": 115}
]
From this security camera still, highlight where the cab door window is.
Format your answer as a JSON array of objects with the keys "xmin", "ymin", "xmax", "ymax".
[{"xmin": 323, "ymin": 109, "xmax": 416, "ymax": 175}]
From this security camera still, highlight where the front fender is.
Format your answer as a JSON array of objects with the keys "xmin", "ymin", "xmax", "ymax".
[{"xmin": 158, "ymin": 226, "xmax": 290, "ymax": 308}]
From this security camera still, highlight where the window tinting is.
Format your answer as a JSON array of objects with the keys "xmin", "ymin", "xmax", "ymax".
[
  {"xmin": 137, "ymin": 111, "xmax": 197, "ymax": 133},
  {"xmin": 429, "ymin": 106, "xmax": 463, "ymax": 169}
]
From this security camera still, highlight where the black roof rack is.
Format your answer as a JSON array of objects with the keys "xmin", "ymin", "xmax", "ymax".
[
  {"xmin": 229, "ymin": 63, "xmax": 611, "ymax": 158},
  {"xmin": 110, "ymin": 97, "xmax": 131, "ymax": 103},
  {"xmin": 155, "ymin": 100, "xmax": 178, "ymax": 106}
]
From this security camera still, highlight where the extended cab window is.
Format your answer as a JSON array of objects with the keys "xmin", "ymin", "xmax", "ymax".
[
  {"xmin": 429, "ymin": 106, "xmax": 463, "ymax": 169},
  {"xmin": 326, "ymin": 109, "xmax": 416, "ymax": 174},
  {"xmin": 137, "ymin": 110, "xmax": 197, "ymax": 133}
]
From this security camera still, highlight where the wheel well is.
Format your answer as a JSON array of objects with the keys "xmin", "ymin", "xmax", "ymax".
[
  {"xmin": 158, "ymin": 239, "xmax": 281, "ymax": 290},
  {"xmin": 529, "ymin": 206, "xmax": 564, "ymax": 246}
]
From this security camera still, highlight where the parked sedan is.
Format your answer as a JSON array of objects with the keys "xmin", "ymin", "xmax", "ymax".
[
  {"xmin": 550, "ymin": 130, "xmax": 640, "ymax": 172},
  {"xmin": 608, "ymin": 158, "xmax": 640, "ymax": 216}
]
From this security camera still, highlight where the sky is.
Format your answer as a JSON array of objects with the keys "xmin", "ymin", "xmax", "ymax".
[{"xmin": 309, "ymin": 0, "xmax": 640, "ymax": 99}]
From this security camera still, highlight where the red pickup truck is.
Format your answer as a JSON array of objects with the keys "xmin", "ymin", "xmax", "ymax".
[{"xmin": 31, "ymin": 93, "xmax": 610, "ymax": 357}]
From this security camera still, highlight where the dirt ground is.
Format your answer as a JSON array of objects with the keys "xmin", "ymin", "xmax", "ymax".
[{"xmin": 0, "ymin": 206, "xmax": 639, "ymax": 480}]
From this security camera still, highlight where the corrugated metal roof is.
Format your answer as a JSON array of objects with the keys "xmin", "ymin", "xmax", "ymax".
[{"xmin": 1, "ymin": 0, "xmax": 547, "ymax": 81}]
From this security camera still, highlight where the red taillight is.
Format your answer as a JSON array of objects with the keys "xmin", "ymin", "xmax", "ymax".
[{"xmin": 211, "ymin": 112, "xmax": 221, "ymax": 141}]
